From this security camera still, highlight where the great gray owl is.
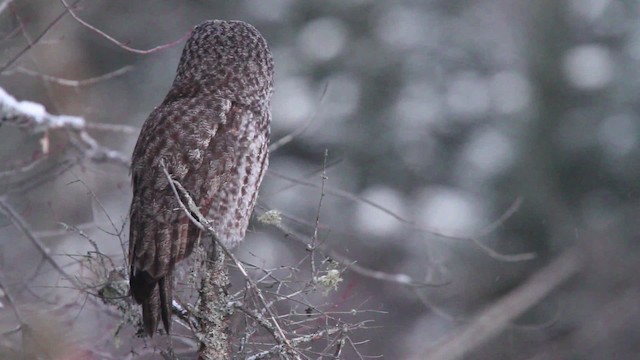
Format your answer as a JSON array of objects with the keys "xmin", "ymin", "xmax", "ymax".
[{"xmin": 128, "ymin": 20, "xmax": 274, "ymax": 336}]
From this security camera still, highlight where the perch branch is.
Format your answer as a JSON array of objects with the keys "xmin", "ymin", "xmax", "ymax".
[{"xmin": 160, "ymin": 162, "xmax": 300, "ymax": 359}]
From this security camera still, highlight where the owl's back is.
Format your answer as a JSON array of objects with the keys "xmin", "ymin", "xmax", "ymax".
[{"xmin": 128, "ymin": 19, "xmax": 273, "ymax": 337}]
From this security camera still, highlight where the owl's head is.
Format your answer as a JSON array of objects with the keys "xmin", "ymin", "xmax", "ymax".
[{"xmin": 173, "ymin": 20, "xmax": 274, "ymax": 110}]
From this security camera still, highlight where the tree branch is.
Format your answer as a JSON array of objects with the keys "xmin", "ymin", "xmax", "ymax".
[
  {"xmin": 59, "ymin": 0, "xmax": 190, "ymax": 55},
  {"xmin": 160, "ymin": 161, "xmax": 300, "ymax": 359},
  {"xmin": 418, "ymin": 245, "xmax": 584, "ymax": 360},
  {"xmin": 0, "ymin": 86, "xmax": 130, "ymax": 167}
]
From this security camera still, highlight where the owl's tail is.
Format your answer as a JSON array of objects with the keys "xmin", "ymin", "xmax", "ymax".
[{"xmin": 130, "ymin": 270, "xmax": 173, "ymax": 336}]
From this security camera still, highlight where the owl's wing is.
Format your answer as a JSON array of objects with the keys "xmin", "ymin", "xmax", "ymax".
[{"xmin": 128, "ymin": 94, "xmax": 237, "ymax": 335}]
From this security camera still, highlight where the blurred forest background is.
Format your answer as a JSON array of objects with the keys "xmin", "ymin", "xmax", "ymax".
[{"xmin": 1, "ymin": 0, "xmax": 639, "ymax": 359}]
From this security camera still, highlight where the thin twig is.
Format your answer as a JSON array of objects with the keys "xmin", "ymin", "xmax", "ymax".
[
  {"xmin": 0, "ymin": 275, "xmax": 25, "ymax": 328},
  {"xmin": 84, "ymin": 122, "xmax": 137, "ymax": 133},
  {"xmin": 59, "ymin": 0, "xmax": 190, "ymax": 55},
  {"xmin": 67, "ymin": 176, "xmax": 128, "ymax": 259},
  {"xmin": 264, "ymin": 213, "xmax": 449, "ymax": 287},
  {"xmin": 0, "ymin": 0, "xmax": 82, "ymax": 73},
  {"xmin": 159, "ymin": 162, "xmax": 300, "ymax": 359},
  {"xmin": 268, "ymin": 170, "xmax": 534, "ymax": 262},
  {"xmin": 0, "ymin": 155, "xmax": 48, "ymax": 180},
  {"xmin": 231, "ymin": 301, "xmax": 281, "ymax": 341},
  {"xmin": 309, "ymin": 149, "xmax": 329, "ymax": 278},
  {"xmin": 5, "ymin": 65, "xmax": 134, "ymax": 87},
  {"xmin": 246, "ymin": 325, "xmax": 361, "ymax": 360},
  {"xmin": 269, "ymin": 82, "xmax": 329, "ymax": 153},
  {"xmin": 0, "ymin": 197, "xmax": 81, "ymax": 288}
]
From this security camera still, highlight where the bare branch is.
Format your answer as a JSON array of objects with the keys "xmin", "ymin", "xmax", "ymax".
[
  {"xmin": 0, "ymin": 85, "xmax": 84, "ymax": 130},
  {"xmin": 269, "ymin": 82, "xmax": 329, "ymax": 153},
  {"xmin": 419, "ymin": 246, "xmax": 584, "ymax": 360},
  {"xmin": 5, "ymin": 65, "xmax": 134, "ymax": 87},
  {"xmin": 59, "ymin": 0, "xmax": 190, "ymax": 55},
  {"xmin": 0, "ymin": 197, "xmax": 81, "ymax": 288},
  {"xmin": 265, "ymin": 215, "xmax": 446, "ymax": 287},
  {"xmin": 231, "ymin": 301, "xmax": 281, "ymax": 342},
  {"xmin": 84, "ymin": 122, "xmax": 137, "ymax": 134},
  {"xmin": 246, "ymin": 325, "xmax": 361, "ymax": 360},
  {"xmin": 160, "ymin": 161, "xmax": 301, "ymax": 359},
  {"xmin": 0, "ymin": 274, "xmax": 25, "ymax": 330},
  {"xmin": 309, "ymin": 149, "xmax": 329, "ymax": 279},
  {"xmin": 0, "ymin": 86, "xmax": 130, "ymax": 167},
  {"xmin": 196, "ymin": 243, "xmax": 232, "ymax": 359},
  {"xmin": 268, "ymin": 170, "xmax": 535, "ymax": 262},
  {"xmin": 0, "ymin": 0, "xmax": 82, "ymax": 73}
]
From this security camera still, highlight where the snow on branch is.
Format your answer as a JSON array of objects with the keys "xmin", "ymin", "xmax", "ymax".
[
  {"xmin": 0, "ymin": 86, "xmax": 84, "ymax": 131},
  {"xmin": 0, "ymin": 86, "xmax": 131, "ymax": 167}
]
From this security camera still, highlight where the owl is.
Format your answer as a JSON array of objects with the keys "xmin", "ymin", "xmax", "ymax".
[{"xmin": 128, "ymin": 20, "xmax": 274, "ymax": 336}]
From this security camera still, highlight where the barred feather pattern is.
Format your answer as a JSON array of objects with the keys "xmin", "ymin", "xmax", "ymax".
[{"xmin": 128, "ymin": 20, "xmax": 273, "ymax": 336}]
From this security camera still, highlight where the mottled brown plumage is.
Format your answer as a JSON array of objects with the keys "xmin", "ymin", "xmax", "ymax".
[{"xmin": 128, "ymin": 20, "xmax": 274, "ymax": 336}]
